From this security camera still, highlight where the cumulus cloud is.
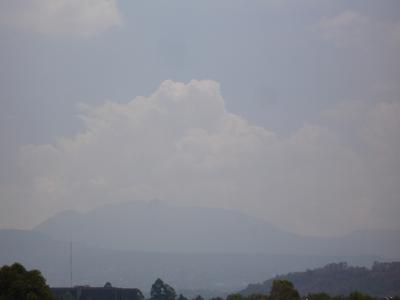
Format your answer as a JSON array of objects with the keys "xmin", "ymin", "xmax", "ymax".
[
  {"xmin": 16, "ymin": 80, "xmax": 400, "ymax": 236},
  {"xmin": 0, "ymin": 0, "xmax": 121, "ymax": 37},
  {"xmin": 318, "ymin": 10, "xmax": 400, "ymax": 48}
]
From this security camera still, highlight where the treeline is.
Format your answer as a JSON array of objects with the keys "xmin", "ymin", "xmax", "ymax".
[
  {"xmin": 1, "ymin": 262, "xmax": 400, "ymax": 300},
  {"xmin": 241, "ymin": 262, "xmax": 400, "ymax": 297},
  {"xmin": 151, "ymin": 278, "xmax": 400, "ymax": 300}
]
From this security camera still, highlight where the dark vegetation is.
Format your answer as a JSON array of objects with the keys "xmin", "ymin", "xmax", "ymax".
[
  {"xmin": 241, "ymin": 262, "xmax": 400, "ymax": 297},
  {"xmin": 0, "ymin": 262, "xmax": 55, "ymax": 300},
  {"xmin": 144, "ymin": 278, "xmax": 400, "ymax": 300},
  {"xmin": 1, "ymin": 262, "xmax": 400, "ymax": 300},
  {"xmin": 2, "ymin": 229, "xmax": 378, "ymax": 292}
]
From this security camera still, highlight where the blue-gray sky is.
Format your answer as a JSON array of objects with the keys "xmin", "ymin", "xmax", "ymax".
[{"xmin": 0, "ymin": 0, "xmax": 399, "ymax": 236}]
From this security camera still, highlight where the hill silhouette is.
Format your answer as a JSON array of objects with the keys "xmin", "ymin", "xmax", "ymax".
[
  {"xmin": 34, "ymin": 201, "xmax": 400, "ymax": 258},
  {"xmin": 240, "ymin": 262, "xmax": 400, "ymax": 297},
  {"xmin": 0, "ymin": 229, "xmax": 376, "ymax": 293}
]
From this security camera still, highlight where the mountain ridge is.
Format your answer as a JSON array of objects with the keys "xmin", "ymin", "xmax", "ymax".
[
  {"xmin": 34, "ymin": 201, "xmax": 400, "ymax": 259},
  {"xmin": 239, "ymin": 261, "xmax": 400, "ymax": 297}
]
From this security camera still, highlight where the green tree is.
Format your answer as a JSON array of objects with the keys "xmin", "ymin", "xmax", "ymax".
[
  {"xmin": 192, "ymin": 295, "xmax": 204, "ymax": 300},
  {"xmin": 210, "ymin": 297, "xmax": 224, "ymax": 300},
  {"xmin": 0, "ymin": 263, "xmax": 55, "ymax": 300},
  {"xmin": 269, "ymin": 280, "xmax": 300, "ymax": 300},
  {"xmin": 150, "ymin": 278, "xmax": 177, "ymax": 300},
  {"xmin": 348, "ymin": 292, "xmax": 374, "ymax": 300},
  {"xmin": 308, "ymin": 293, "xmax": 332, "ymax": 300},
  {"xmin": 227, "ymin": 293, "xmax": 245, "ymax": 300},
  {"xmin": 177, "ymin": 294, "xmax": 189, "ymax": 300},
  {"xmin": 246, "ymin": 294, "xmax": 269, "ymax": 300}
]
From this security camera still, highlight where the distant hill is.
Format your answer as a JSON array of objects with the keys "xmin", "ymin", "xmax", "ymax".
[
  {"xmin": 34, "ymin": 201, "xmax": 297, "ymax": 254},
  {"xmin": 0, "ymin": 229, "xmax": 377, "ymax": 293},
  {"xmin": 240, "ymin": 262, "xmax": 400, "ymax": 297},
  {"xmin": 3, "ymin": 202, "xmax": 399, "ymax": 294},
  {"xmin": 34, "ymin": 201, "xmax": 400, "ymax": 259}
]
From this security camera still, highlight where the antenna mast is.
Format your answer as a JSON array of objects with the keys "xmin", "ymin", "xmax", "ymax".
[{"xmin": 69, "ymin": 241, "xmax": 73, "ymax": 287}]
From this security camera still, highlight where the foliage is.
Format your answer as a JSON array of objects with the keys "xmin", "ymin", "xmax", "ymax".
[
  {"xmin": 246, "ymin": 294, "xmax": 269, "ymax": 300},
  {"xmin": 0, "ymin": 263, "xmax": 55, "ymax": 300},
  {"xmin": 154, "ymin": 276, "xmax": 399, "ymax": 300},
  {"xmin": 269, "ymin": 279, "xmax": 301, "ymax": 300},
  {"xmin": 227, "ymin": 293, "xmax": 245, "ymax": 300},
  {"xmin": 307, "ymin": 293, "xmax": 333, "ymax": 300},
  {"xmin": 210, "ymin": 297, "xmax": 224, "ymax": 300},
  {"xmin": 348, "ymin": 291, "xmax": 374, "ymax": 300},
  {"xmin": 150, "ymin": 278, "xmax": 177, "ymax": 300},
  {"xmin": 241, "ymin": 262, "xmax": 400, "ymax": 297},
  {"xmin": 228, "ymin": 293, "xmax": 269, "ymax": 300},
  {"xmin": 178, "ymin": 294, "xmax": 189, "ymax": 300},
  {"xmin": 192, "ymin": 295, "xmax": 205, "ymax": 300}
]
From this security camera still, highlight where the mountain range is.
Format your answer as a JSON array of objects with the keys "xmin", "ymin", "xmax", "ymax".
[
  {"xmin": 34, "ymin": 201, "xmax": 400, "ymax": 258},
  {"xmin": 1, "ymin": 201, "xmax": 399, "ymax": 294}
]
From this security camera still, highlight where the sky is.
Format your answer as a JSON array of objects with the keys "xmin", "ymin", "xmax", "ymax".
[{"xmin": 0, "ymin": 0, "xmax": 399, "ymax": 236}]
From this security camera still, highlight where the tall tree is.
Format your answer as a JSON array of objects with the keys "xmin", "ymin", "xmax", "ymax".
[
  {"xmin": 0, "ymin": 263, "xmax": 55, "ymax": 300},
  {"xmin": 269, "ymin": 280, "xmax": 300, "ymax": 300},
  {"xmin": 150, "ymin": 278, "xmax": 177, "ymax": 300}
]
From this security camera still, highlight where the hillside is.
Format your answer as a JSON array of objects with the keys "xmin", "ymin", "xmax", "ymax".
[
  {"xmin": 34, "ymin": 201, "xmax": 400, "ymax": 259},
  {"xmin": 3, "ymin": 202, "xmax": 398, "ymax": 294},
  {"xmin": 240, "ymin": 262, "xmax": 400, "ymax": 297},
  {"xmin": 34, "ymin": 201, "xmax": 297, "ymax": 254}
]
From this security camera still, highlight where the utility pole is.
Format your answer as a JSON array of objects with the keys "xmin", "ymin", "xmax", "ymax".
[{"xmin": 70, "ymin": 241, "xmax": 73, "ymax": 287}]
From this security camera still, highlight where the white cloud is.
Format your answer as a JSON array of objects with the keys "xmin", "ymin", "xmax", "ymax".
[
  {"xmin": 16, "ymin": 80, "xmax": 400, "ymax": 236},
  {"xmin": 318, "ymin": 10, "xmax": 400, "ymax": 48},
  {"xmin": 0, "ymin": 0, "xmax": 121, "ymax": 38}
]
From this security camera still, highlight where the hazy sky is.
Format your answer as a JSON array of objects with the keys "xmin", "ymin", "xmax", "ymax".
[{"xmin": 0, "ymin": 0, "xmax": 399, "ymax": 236}]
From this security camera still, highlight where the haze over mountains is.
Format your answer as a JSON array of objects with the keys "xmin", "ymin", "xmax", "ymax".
[
  {"xmin": 1, "ymin": 1, "xmax": 400, "ymax": 299},
  {"xmin": 2, "ymin": 229, "xmax": 376, "ymax": 295},
  {"xmin": 34, "ymin": 201, "xmax": 400, "ymax": 259},
  {"xmin": 1, "ymin": 201, "xmax": 398, "ymax": 294}
]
